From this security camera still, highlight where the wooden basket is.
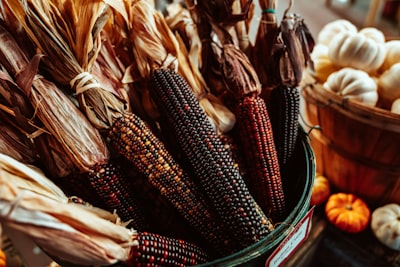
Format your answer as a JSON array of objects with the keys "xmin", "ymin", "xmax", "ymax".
[{"xmin": 301, "ymin": 73, "xmax": 400, "ymax": 206}]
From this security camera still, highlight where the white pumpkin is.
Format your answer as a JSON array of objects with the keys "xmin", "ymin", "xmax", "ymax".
[
  {"xmin": 378, "ymin": 62, "xmax": 400, "ymax": 105},
  {"xmin": 328, "ymin": 31, "xmax": 386, "ymax": 73},
  {"xmin": 317, "ymin": 19, "xmax": 358, "ymax": 46},
  {"xmin": 371, "ymin": 203, "xmax": 400, "ymax": 251},
  {"xmin": 359, "ymin": 27, "xmax": 385, "ymax": 44},
  {"xmin": 380, "ymin": 40, "xmax": 400, "ymax": 72},
  {"xmin": 323, "ymin": 68, "xmax": 378, "ymax": 106},
  {"xmin": 391, "ymin": 98, "xmax": 400, "ymax": 114},
  {"xmin": 310, "ymin": 44, "xmax": 340, "ymax": 82}
]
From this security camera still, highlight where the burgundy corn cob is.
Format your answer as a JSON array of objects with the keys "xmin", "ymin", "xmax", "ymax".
[
  {"xmin": 236, "ymin": 94, "xmax": 287, "ymax": 222},
  {"xmin": 108, "ymin": 112, "xmax": 235, "ymax": 257},
  {"xmin": 149, "ymin": 68, "xmax": 274, "ymax": 249},
  {"xmin": 269, "ymin": 86, "xmax": 300, "ymax": 168},
  {"xmin": 87, "ymin": 162, "xmax": 148, "ymax": 229},
  {"xmin": 218, "ymin": 44, "xmax": 287, "ymax": 222},
  {"xmin": 127, "ymin": 232, "xmax": 210, "ymax": 267}
]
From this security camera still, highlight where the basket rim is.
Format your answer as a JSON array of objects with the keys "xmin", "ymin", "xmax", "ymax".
[{"xmin": 301, "ymin": 73, "xmax": 400, "ymax": 132}]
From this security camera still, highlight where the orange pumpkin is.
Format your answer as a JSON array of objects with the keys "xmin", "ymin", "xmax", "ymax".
[
  {"xmin": 310, "ymin": 173, "xmax": 331, "ymax": 206},
  {"xmin": 325, "ymin": 193, "xmax": 370, "ymax": 233},
  {"xmin": 0, "ymin": 248, "xmax": 5, "ymax": 267}
]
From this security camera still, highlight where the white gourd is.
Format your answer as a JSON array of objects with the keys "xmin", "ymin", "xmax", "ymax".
[
  {"xmin": 310, "ymin": 44, "xmax": 340, "ymax": 82},
  {"xmin": 371, "ymin": 203, "xmax": 400, "ymax": 251},
  {"xmin": 391, "ymin": 99, "xmax": 400, "ymax": 114},
  {"xmin": 359, "ymin": 27, "xmax": 385, "ymax": 44},
  {"xmin": 328, "ymin": 31, "xmax": 386, "ymax": 73},
  {"xmin": 380, "ymin": 40, "xmax": 400, "ymax": 72},
  {"xmin": 378, "ymin": 63, "xmax": 400, "ymax": 104},
  {"xmin": 323, "ymin": 68, "xmax": 378, "ymax": 106},
  {"xmin": 317, "ymin": 19, "xmax": 358, "ymax": 46}
]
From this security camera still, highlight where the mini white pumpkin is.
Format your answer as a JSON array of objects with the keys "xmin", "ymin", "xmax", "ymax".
[
  {"xmin": 371, "ymin": 203, "xmax": 400, "ymax": 251},
  {"xmin": 380, "ymin": 40, "xmax": 400, "ymax": 72},
  {"xmin": 378, "ymin": 62, "xmax": 400, "ymax": 105},
  {"xmin": 328, "ymin": 31, "xmax": 386, "ymax": 73},
  {"xmin": 391, "ymin": 98, "xmax": 400, "ymax": 114},
  {"xmin": 323, "ymin": 68, "xmax": 378, "ymax": 106},
  {"xmin": 317, "ymin": 19, "xmax": 358, "ymax": 46},
  {"xmin": 310, "ymin": 44, "xmax": 340, "ymax": 82},
  {"xmin": 359, "ymin": 27, "xmax": 385, "ymax": 44}
]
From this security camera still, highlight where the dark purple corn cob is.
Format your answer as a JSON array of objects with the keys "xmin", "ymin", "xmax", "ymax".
[
  {"xmin": 269, "ymin": 86, "xmax": 300, "ymax": 168},
  {"xmin": 149, "ymin": 68, "xmax": 274, "ymax": 250}
]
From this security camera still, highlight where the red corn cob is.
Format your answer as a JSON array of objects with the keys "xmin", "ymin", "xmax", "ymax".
[
  {"xmin": 149, "ymin": 68, "xmax": 274, "ymax": 250},
  {"xmin": 127, "ymin": 232, "xmax": 210, "ymax": 267},
  {"xmin": 236, "ymin": 94, "xmax": 287, "ymax": 222},
  {"xmin": 220, "ymin": 44, "xmax": 286, "ymax": 222},
  {"xmin": 108, "ymin": 112, "xmax": 236, "ymax": 257}
]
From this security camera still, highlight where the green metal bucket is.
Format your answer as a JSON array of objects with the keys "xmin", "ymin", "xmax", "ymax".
[{"xmin": 196, "ymin": 127, "xmax": 315, "ymax": 267}]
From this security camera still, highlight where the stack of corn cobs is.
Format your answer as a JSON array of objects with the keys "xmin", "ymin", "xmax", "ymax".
[{"xmin": 0, "ymin": 0, "xmax": 314, "ymax": 265}]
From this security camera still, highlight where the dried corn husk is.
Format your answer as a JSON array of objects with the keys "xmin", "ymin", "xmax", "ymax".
[
  {"xmin": 0, "ymin": 24, "xmax": 109, "ymax": 173},
  {"xmin": 109, "ymin": 0, "xmax": 236, "ymax": 134},
  {"xmin": 252, "ymin": 0, "xmax": 279, "ymax": 87},
  {"xmin": 0, "ymin": 112, "xmax": 37, "ymax": 165},
  {"xmin": 165, "ymin": 4, "xmax": 237, "ymax": 133},
  {"xmin": 221, "ymin": 44, "xmax": 262, "ymax": 97},
  {"xmin": 3, "ymin": 0, "xmax": 127, "ymax": 130},
  {"xmin": 0, "ymin": 153, "xmax": 136, "ymax": 265}
]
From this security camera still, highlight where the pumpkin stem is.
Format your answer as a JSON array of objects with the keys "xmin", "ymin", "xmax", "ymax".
[{"xmin": 345, "ymin": 204, "xmax": 353, "ymax": 210}]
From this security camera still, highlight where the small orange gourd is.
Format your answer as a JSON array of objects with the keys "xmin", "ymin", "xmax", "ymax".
[
  {"xmin": 310, "ymin": 173, "xmax": 331, "ymax": 206},
  {"xmin": 325, "ymin": 193, "xmax": 370, "ymax": 233},
  {"xmin": 0, "ymin": 248, "xmax": 5, "ymax": 267}
]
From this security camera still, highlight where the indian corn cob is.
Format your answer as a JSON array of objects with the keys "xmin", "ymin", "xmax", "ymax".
[
  {"xmin": 108, "ymin": 112, "xmax": 236, "ymax": 257},
  {"xmin": 149, "ymin": 68, "xmax": 274, "ymax": 250},
  {"xmin": 87, "ymin": 162, "xmax": 148, "ymax": 228},
  {"xmin": 124, "ymin": 164, "xmax": 204, "ymax": 244},
  {"xmin": 269, "ymin": 86, "xmax": 300, "ymax": 168},
  {"xmin": 220, "ymin": 44, "xmax": 286, "ymax": 222},
  {"xmin": 268, "ymin": 12, "xmax": 314, "ymax": 170},
  {"xmin": 127, "ymin": 232, "xmax": 210, "ymax": 267}
]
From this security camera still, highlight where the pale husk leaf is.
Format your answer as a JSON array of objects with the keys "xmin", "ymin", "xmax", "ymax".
[{"xmin": 0, "ymin": 153, "xmax": 137, "ymax": 265}]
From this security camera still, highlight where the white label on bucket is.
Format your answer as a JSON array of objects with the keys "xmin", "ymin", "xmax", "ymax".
[{"xmin": 265, "ymin": 206, "xmax": 315, "ymax": 267}]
